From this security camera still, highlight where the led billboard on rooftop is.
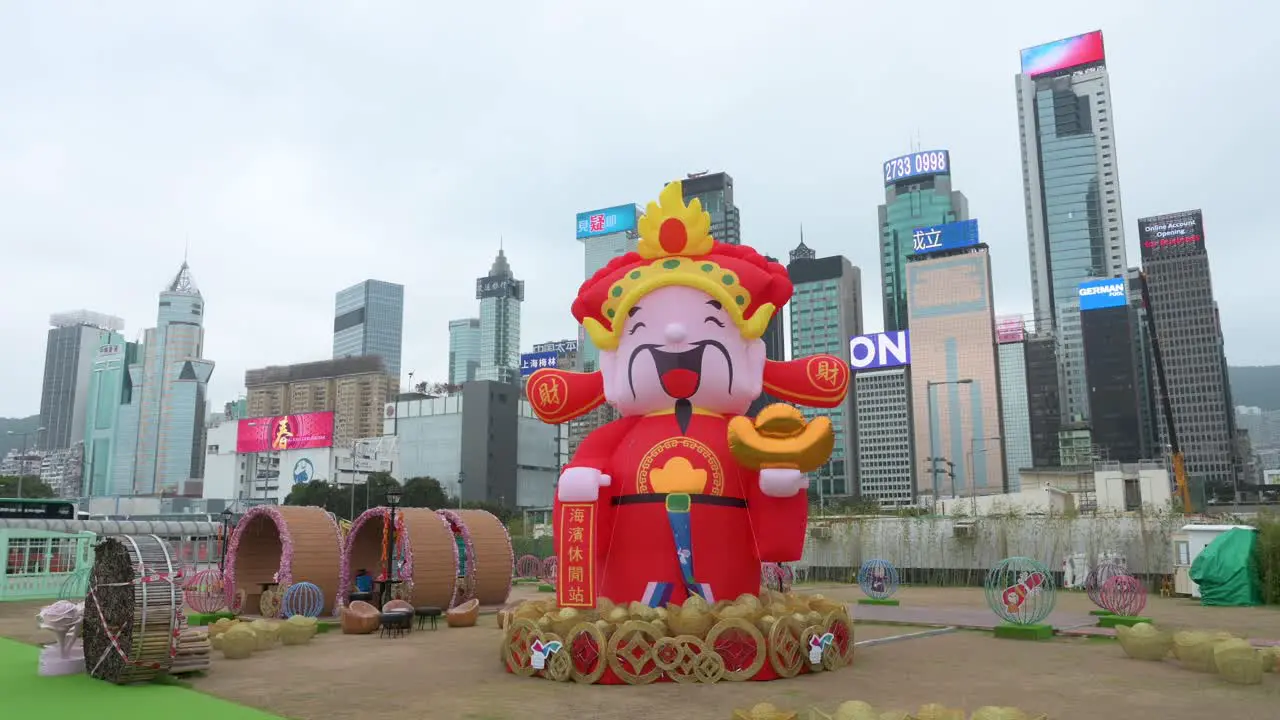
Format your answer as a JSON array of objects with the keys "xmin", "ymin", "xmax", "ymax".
[{"xmin": 1020, "ymin": 30, "xmax": 1106, "ymax": 78}]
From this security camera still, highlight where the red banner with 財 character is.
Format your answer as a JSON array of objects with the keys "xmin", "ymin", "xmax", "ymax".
[{"xmin": 556, "ymin": 502, "xmax": 596, "ymax": 608}]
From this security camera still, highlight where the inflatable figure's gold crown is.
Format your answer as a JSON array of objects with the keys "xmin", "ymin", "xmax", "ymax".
[{"xmin": 635, "ymin": 181, "xmax": 714, "ymax": 259}]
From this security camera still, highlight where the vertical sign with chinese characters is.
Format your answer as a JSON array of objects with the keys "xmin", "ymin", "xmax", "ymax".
[{"xmin": 556, "ymin": 502, "xmax": 596, "ymax": 608}]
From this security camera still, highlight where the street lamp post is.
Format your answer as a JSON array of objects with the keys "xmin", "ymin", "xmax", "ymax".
[
  {"xmin": 7, "ymin": 427, "xmax": 46, "ymax": 498},
  {"xmin": 966, "ymin": 436, "xmax": 1004, "ymax": 513},
  {"xmin": 219, "ymin": 508, "xmax": 234, "ymax": 572},
  {"xmin": 383, "ymin": 486, "xmax": 403, "ymax": 606},
  {"xmin": 457, "ymin": 471, "xmax": 465, "ymax": 509},
  {"xmin": 926, "ymin": 381, "xmax": 971, "ymax": 501}
]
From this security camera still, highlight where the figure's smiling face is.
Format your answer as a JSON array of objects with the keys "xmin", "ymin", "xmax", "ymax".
[{"xmin": 598, "ymin": 285, "xmax": 766, "ymax": 416}]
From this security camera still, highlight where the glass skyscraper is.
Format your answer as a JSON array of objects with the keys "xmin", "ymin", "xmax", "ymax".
[
  {"xmin": 131, "ymin": 262, "xmax": 215, "ymax": 495},
  {"xmin": 448, "ymin": 318, "xmax": 481, "ymax": 385},
  {"xmin": 40, "ymin": 310, "xmax": 125, "ymax": 451},
  {"xmin": 82, "ymin": 334, "xmax": 137, "ymax": 496},
  {"xmin": 476, "ymin": 249, "xmax": 523, "ymax": 385},
  {"xmin": 1138, "ymin": 210, "xmax": 1236, "ymax": 498},
  {"xmin": 679, "ymin": 172, "xmax": 740, "ymax": 246},
  {"xmin": 998, "ymin": 338, "xmax": 1033, "ymax": 491},
  {"xmin": 878, "ymin": 166, "xmax": 968, "ymax": 333},
  {"xmin": 1017, "ymin": 31, "xmax": 1128, "ymax": 422},
  {"xmin": 787, "ymin": 241, "xmax": 863, "ymax": 498},
  {"xmin": 333, "ymin": 279, "xmax": 405, "ymax": 380}
]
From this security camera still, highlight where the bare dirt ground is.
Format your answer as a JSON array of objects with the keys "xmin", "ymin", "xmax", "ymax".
[
  {"xmin": 812, "ymin": 583, "xmax": 1280, "ymax": 639},
  {"xmin": 3, "ymin": 585, "xmax": 1278, "ymax": 720}
]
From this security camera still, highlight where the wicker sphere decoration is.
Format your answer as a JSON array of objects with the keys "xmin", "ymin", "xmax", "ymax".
[
  {"xmin": 760, "ymin": 563, "xmax": 793, "ymax": 593},
  {"xmin": 1098, "ymin": 574, "xmax": 1147, "ymax": 617},
  {"xmin": 984, "ymin": 556, "xmax": 1056, "ymax": 626},
  {"xmin": 281, "ymin": 581, "xmax": 325, "ymax": 618},
  {"xmin": 540, "ymin": 555, "xmax": 558, "ymax": 581},
  {"xmin": 856, "ymin": 559, "xmax": 899, "ymax": 600},
  {"xmin": 515, "ymin": 554, "xmax": 542, "ymax": 579},
  {"xmin": 183, "ymin": 568, "xmax": 228, "ymax": 614},
  {"xmin": 1084, "ymin": 561, "xmax": 1127, "ymax": 608}
]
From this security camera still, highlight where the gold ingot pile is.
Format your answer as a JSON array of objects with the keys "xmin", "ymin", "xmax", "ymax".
[{"xmin": 500, "ymin": 588, "xmax": 849, "ymax": 641}]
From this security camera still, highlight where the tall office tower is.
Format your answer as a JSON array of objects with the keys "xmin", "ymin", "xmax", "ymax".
[
  {"xmin": 1078, "ymin": 278, "xmax": 1144, "ymax": 462},
  {"xmin": 82, "ymin": 334, "xmax": 138, "ymax": 496},
  {"xmin": 1139, "ymin": 210, "xmax": 1236, "ymax": 497},
  {"xmin": 333, "ymin": 279, "xmax": 404, "ymax": 381},
  {"xmin": 475, "ymin": 249, "xmax": 524, "ymax": 385},
  {"xmin": 1024, "ymin": 334, "xmax": 1062, "ymax": 467},
  {"xmin": 1017, "ymin": 30, "xmax": 1128, "ymax": 421},
  {"xmin": 132, "ymin": 262, "xmax": 216, "ymax": 495},
  {"xmin": 852, "ymin": 331, "xmax": 914, "ymax": 507},
  {"xmin": 747, "ymin": 254, "xmax": 789, "ymax": 417},
  {"xmin": 569, "ymin": 204, "xmax": 640, "ymax": 459},
  {"xmin": 39, "ymin": 310, "xmax": 125, "ymax": 451},
  {"xmin": 879, "ymin": 150, "xmax": 969, "ymax": 333},
  {"xmin": 448, "ymin": 318, "xmax": 481, "ymax": 384},
  {"xmin": 906, "ymin": 246, "xmax": 1004, "ymax": 498},
  {"xmin": 788, "ymin": 241, "xmax": 863, "ymax": 498},
  {"xmin": 679, "ymin": 172, "xmax": 741, "ymax": 246},
  {"xmin": 996, "ymin": 317, "xmax": 1033, "ymax": 491}
]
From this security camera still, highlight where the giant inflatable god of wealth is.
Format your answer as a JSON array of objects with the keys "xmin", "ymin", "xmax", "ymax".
[{"xmin": 527, "ymin": 181, "xmax": 850, "ymax": 609}]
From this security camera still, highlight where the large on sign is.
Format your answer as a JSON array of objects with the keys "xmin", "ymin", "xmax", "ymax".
[
  {"xmin": 1078, "ymin": 278, "xmax": 1127, "ymax": 312},
  {"xmin": 849, "ymin": 331, "xmax": 911, "ymax": 371}
]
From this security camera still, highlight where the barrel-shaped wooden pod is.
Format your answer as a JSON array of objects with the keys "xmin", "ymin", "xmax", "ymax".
[
  {"xmin": 224, "ymin": 506, "xmax": 343, "ymax": 616},
  {"xmin": 450, "ymin": 509, "xmax": 514, "ymax": 605},
  {"xmin": 340, "ymin": 507, "xmax": 458, "ymax": 609},
  {"xmin": 83, "ymin": 535, "xmax": 182, "ymax": 684}
]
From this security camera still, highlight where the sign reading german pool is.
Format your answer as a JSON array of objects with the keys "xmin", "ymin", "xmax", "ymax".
[{"xmin": 1078, "ymin": 278, "xmax": 1127, "ymax": 312}]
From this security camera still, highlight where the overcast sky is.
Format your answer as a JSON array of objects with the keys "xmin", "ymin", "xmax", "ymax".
[{"xmin": 0, "ymin": 1, "xmax": 1274, "ymax": 417}]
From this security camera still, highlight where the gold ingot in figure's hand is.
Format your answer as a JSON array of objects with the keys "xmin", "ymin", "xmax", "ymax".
[{"xmin": 728, "ymin": 403, "xmax": 834, "ymax": 474}]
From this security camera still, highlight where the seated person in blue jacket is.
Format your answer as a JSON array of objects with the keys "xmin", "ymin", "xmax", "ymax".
[{"xmin": 354, "ymin": 568, "xmax": 374, "ymax": 594}]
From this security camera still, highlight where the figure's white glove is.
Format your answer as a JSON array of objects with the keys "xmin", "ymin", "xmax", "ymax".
[
  {"xmin": 557, "ymin": 467, "xmax": 612, "ymax": 502},
  {"xmin": 759, "ymin": 468, "xmax": 808, "ymax": 498}
]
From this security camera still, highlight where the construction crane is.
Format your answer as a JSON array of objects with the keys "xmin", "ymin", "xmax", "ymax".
[{"xmin": 1137, "ymin": 271, "xmax": 1193, "ymax": 514}]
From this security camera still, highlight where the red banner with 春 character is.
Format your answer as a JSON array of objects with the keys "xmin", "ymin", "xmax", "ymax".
[
  {"xmin": 236, "ymin": 412, "xmax": 335, "ymax": 453},
  {"xmin": 556, "ymin": 503, "xmax": 596, "ymax": 608}
]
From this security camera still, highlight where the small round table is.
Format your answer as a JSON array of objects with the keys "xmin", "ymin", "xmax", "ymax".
[
  {"xmin": 414, "ymin": 606, "xmax": 442, "ymax": 630},
  {"xmin": 379, "ymin": 611, "xmax": 413, "ymax": 638}
]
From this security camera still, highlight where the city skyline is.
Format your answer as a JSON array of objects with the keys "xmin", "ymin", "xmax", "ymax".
[{"xmin": 0, "ymin": 6, "xmax": 1274, "ymax": 416}]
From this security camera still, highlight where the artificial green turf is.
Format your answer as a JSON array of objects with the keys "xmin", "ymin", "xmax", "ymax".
[{"xmin": 0, "ymin": 638, "xmax": 282, "ymax": 719}]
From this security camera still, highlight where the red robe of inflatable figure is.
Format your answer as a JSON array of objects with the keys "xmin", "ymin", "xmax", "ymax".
[{"xmin": 530, "ymin": 181, "xmax": 850, "ymax": 608}]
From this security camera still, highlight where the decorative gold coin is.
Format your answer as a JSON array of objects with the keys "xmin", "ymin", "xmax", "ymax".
[
  {"xmin": 546, "ymin": 647, "xmax": 573, "ymax": 682},
  {"xmin": 653, "ymin": 636, "xmax": 684, "ymax": 672},
  {"xmin": 693, "ymin": 650, "xmax": 725, "ymax": 684},
  {"xmin": 823, "ymin": 612, "xmax": 854, "ymax": 668},
  {"xmin": 605, "ymin": 620, "xmax": 663, "ymax": 685},
  {"xmin": 766, "ymin": 616, "xmax": 805, "ymax": 678},
  {"xmin": 502, "ymin": 619, "xmax": 539, "ymax": 677},
  {"xmin": 705, "ymin": 617, "xmax": 766, "ymax": 681},
  {"xmin": 667, "ymin": 636, "xmax": 709, "ymax": 684},
  {"xmin": 566, "ymin": 622, "xmax": 608, "ymax": 684}
]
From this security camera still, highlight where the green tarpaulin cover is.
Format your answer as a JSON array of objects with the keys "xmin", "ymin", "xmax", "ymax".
[{"xmin": 1189, "ymin": 528, "xmax": 1262, "ymax": 606}]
